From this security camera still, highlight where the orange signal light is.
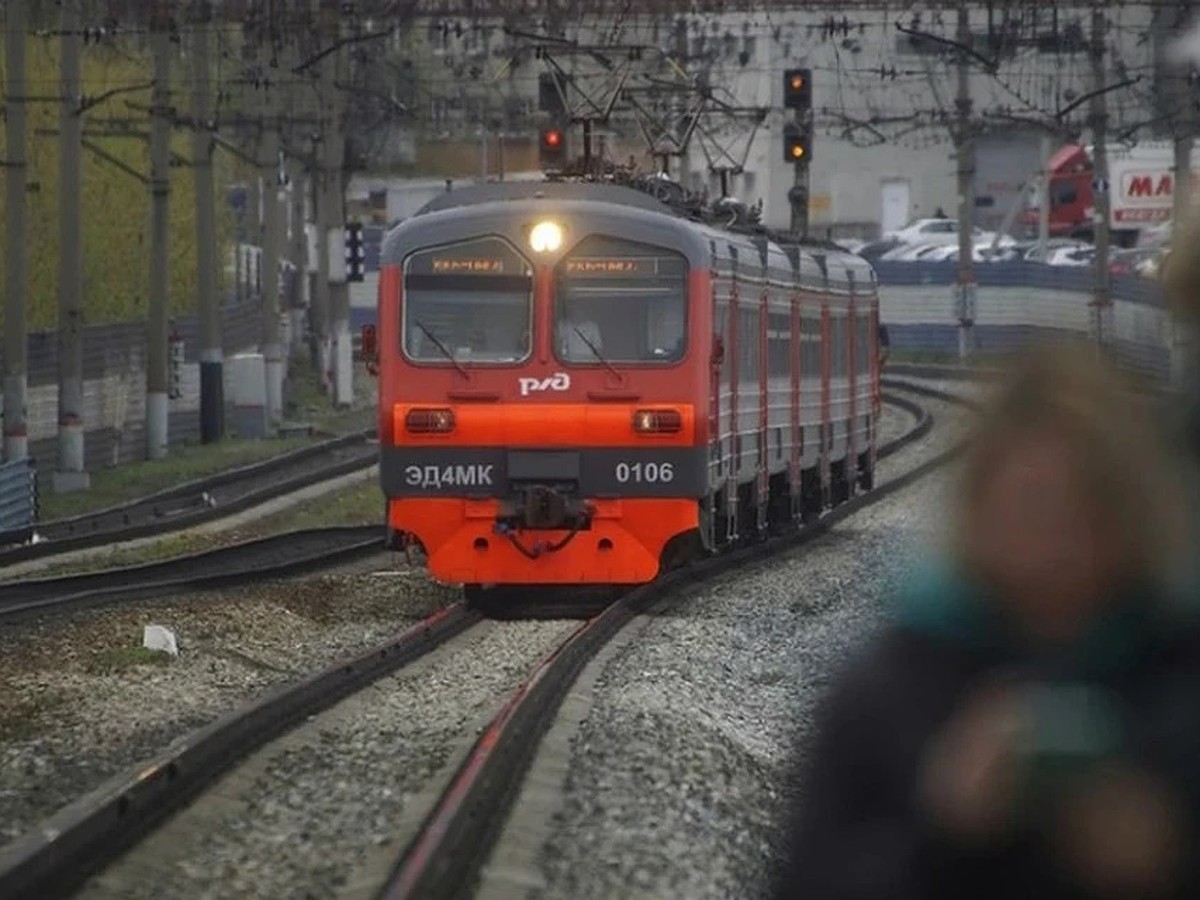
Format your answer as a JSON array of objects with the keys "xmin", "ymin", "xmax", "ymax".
[
  {"xmin": 633, "ymin": 409, "xmax": 682, "ymax": 435},
  {"xmin": 405, "ymin": 408, "xmax": 456, "ymax": 434},
  {"xmin": 790, "ymin": 75, "xmax": 805, "ymax": 91},
  {"xmin": 790, "ymin": 143, "xmax": 806, "ymax": 159}
]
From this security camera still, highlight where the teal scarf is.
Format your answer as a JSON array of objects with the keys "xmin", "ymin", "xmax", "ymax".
[{"xmin": 888, "ymin": 560, "xmax": 1176, "ymax": 680}]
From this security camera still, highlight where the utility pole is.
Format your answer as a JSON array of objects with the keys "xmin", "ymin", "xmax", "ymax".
[
  {"xmin": 1171, "ymin": 1, "xmax": 1196, "ymax": 227},
  {"xmin": 257, "ymin": 37, "xmax": 285, "ymax": 427},
  {"xmin": 1089, "ymin": 3, "xmax": 1112, "ymax": 349},
  {"xmin": 285, "ymin": 28, "xmax": 310, "ymax": 361},
  {"xmin": 954, "ymin": 3, "xmax": 976, "ymax": 362},
  {"xmin": 1038, "ymin": 131, "xmax": 1052, "ymax": 259},
  {"xmin": 4, "ymin": 0, "xmax": 29, "ymax": 463},
  {"xmin": 55, "ymin": 0, "xmax": 88, "ymax": 490},
  {"xmin": 321, "ymin": 0, "xmax": 353, "ymax": 408},
  {"xmin": 192, "ymin": 1, "xmax": 223, "ymax": 443},
  {"xmin": 311, "ymin": 0, "xmax": 333, "ymax": 394},
  {"xmin": 289, "ymin": 156, "xmax": 309, "ymax": 358},
  {"xmin": 147, "ymin": 4, "xmax": 172, "ymax": 459}
]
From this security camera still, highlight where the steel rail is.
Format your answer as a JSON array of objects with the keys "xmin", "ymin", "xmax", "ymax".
[
  {"xmin": 0, "ymin": 429, "xmax": 379, "ymax": 565},
  {"xmin": 0, "ymin": 525, "xmax": 384, "ymax": 621},
  {"xmin": 0, "ymin": 603, "xmax": 482, "ymax": 900},
  {"xmin": 379, "ymin": 386, "xmax": 973, "ymax": 900}
]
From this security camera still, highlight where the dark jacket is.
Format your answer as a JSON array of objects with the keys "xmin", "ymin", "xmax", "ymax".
[{"xmin": 773, "ymin": 563, "xmax": 1200, "ymax": 900}]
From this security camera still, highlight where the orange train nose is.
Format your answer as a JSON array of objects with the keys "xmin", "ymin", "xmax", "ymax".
[{"xmin": 388, "ymin": 497, "xmax": 699, "ymax": 585}]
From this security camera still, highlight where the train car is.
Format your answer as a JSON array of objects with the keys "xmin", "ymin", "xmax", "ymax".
[{"xmin": 371, "ymin": 180, "xmax": 880, "ymax": 592}]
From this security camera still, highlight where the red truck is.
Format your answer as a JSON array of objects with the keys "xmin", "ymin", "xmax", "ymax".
[{"xmin": 1020, "ymin": 142, "xmax": 1198, "ymax": 248}]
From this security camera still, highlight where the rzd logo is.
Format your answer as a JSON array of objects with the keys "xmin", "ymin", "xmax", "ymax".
[{"xmin": 518, "ymin": 372, "xmax": 571, "ymax": 397}]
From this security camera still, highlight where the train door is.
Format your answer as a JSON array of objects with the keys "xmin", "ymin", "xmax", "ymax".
[
  {"xmin": 707, "ymin": 262, "xmax": 727, "ymax": 553},
  {"xmin": 820, "ymin": 302, "xmax": 832, "ymax": 507},
  {"xmin": 789, "ymin": 286, "xmax": 802, "ymax": 521},
  {"xmin": 725, "ymin": 245, "xmax": 741, "ymax": 545},
  {"xmin": 847, "ymin": 272, "xmax": 858, "ymax": 499},
  {"xmin": 757, "ymin": 282, "xmax": 769, "ymax": 534}
]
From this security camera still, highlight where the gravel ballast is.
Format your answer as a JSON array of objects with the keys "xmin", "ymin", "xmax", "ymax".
[
  {"xmin": 522, "ymin": 403, "xmax": 971, "ymax": 899},
  {"xmin": 0, "ymin": 562, "xmax": 459, "ymax": 848},
  {"xmin": 81, "ymin": 619, "xmax": 580, "ymax": 900}
]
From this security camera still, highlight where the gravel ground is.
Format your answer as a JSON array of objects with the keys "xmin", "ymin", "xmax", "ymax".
[
  {"xmin": 528, "ymin": 402, "xmax": 971, "ymax": 900},
  {"xmin": 876, "ymin": 396, "xmax": 915, "ymax": 446},
  {"xmin": 82, "ymin": 619, "xmax": 580, "ymax": 900},
  {"xmin": 0, "ymin": 560, "xmax": 459, "ymax": 848}
]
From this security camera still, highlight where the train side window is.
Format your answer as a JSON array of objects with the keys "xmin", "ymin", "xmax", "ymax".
[
  {"xmin": 831, "ymin": 314, "xmax": 846, "ymax": 377},
  {"xmin": 768, "ymin": 312, "xmax": 790, "ymax": 376},
  {"xmin": 402, "ymin": 237, "xmax": 533, "ymax": 365},
  {"xmin": 801, "ymin": 315, "xmax": 821, "ymax": 377},
  {"xmin": 855, "ymin": 316, "xmax": 870, "ymax": 375},
  {"xmin": 555, "ymin": 236, "xmax": 688, "ymax": 364}
]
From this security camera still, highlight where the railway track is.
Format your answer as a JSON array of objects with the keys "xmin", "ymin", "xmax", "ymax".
[
  {"xmin": 381, "ymin": 382, "xmax": 967, "ymax": 900},
  {"xmin": 0, "ymin": 525, "xmax": 384, "ymax": 622},
  {"xmin": 0, "ymin": 387, "xmax": 965, "ymax": 900},
  {"xmin": 0, "ymin": 429, "xmax": 378, "ymax": 567}
]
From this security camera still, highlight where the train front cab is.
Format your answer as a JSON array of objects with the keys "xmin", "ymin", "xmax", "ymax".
[{"xmin": 375, "ymin": 206, "xmax": 713, "ymax": 587}]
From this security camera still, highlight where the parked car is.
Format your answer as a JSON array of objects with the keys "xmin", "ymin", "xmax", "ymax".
[
  {"xmin": 1109, "ymin": 247, "xmax": 1159, "ymax": 277},
  {"xmin": 1046, "ymin": 245, "xmax": 1096, "ymax": 266},
  {"xmin": 883, "ymin": 217, "xmax": 1018, "ymax": 249},
  {"xmin": 856, "ymin": 238, "xmax": 904, "ymax": 261},
  {"xmin": 1024, "ymin": 239, "xmax": 1091, "ymax": 262}
]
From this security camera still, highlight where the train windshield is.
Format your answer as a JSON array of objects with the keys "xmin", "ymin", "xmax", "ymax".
[
  {"xmin": 402, "ymin": 238, "xmax": 533, "ymax": 364},
  {"xmin": 554, "ymin": 236, "xmax": 687, "ymax": 364}
]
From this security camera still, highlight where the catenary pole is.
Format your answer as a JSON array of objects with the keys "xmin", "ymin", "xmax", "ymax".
[
  {"xmin": 1089, "ymin": 2, "xmax": 1112, "ymax": 349},
  {"xmin": 147, "ymin": 3, "xmax": 172, "ymax": 459},
  {"xmin": 192, "ymin": 1, "xmax": 224, "ymax": 443},
  {"xmin": 954, "ymin": 3, "xmax": 976, "ymax": 362},
  {"xmin": 321, "ymin": 0, "xmax": 352, "ymax": 407},
  {"xmin": 1171, "ymin": 1, "xmax": 1195, "ymax": 228},
  {"xmin": 311, "ymin": 0, "xmax": 333, "ymax": 392},
  {"xmin": 285, "ymin": 28, "xmax": 310, "ymax": 361},
  {"xmin": 258, "ymin": 41, "xmax": 285, "ymax": 426},
  {"xmin": 4, "ymin": 0, "xmax": 29, "ymax": 463},
  {"xmin": 55, "ymin": 0, "xmax": 88, "ymax": 489},
  {"xmin": 1038, "ymin": 131, "xmax": 1052, "ymax": 259}
]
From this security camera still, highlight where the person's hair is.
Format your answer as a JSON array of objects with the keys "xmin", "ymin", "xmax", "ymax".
[
  {"xmin": 1162, "ymin": 196, "xmax": 1200, "ymax": 323},
  {"xmin": 950, "ymin": 340, "xmax": 1188, "ymax": 585}
]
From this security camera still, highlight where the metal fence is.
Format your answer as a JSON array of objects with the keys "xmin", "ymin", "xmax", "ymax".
[
  {"xmin": 0, "ymin": 256, "xmax": 266, "ymax": 478},
  {"xmin": 0, "ymin": 458, "xmax": 36, "ymax": 546},
  {"xmin": 873, "ymin": 260, "xmax": 1184, "ymax": 384}
]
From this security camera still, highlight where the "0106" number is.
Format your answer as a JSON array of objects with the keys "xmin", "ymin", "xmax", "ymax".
[{"xmin": 615, "ymin": 461, "xmax": 675, "ymax": 484}]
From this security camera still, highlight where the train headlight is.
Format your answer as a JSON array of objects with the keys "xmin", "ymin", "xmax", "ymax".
[
  {"xmin": 633, "ymin": 409, "xmax": 682, "ymax": 435},
  {"xmin": 529, "ymin": 220, "xmax": 564, "ymax": 253},
  {"xmin": 406, "ymin": 408, "xmax": 455, "ymax": 434}
]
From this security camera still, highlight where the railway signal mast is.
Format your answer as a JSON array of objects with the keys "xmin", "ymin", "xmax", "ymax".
[{"xmin": 783, "ymin": 67, "xmax": 813, "ymax": 237}]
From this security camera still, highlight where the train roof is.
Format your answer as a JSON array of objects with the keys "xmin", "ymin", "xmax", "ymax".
[{"xmin": 413, "ymin": 181, "xmax": 675, "ymax": 217}]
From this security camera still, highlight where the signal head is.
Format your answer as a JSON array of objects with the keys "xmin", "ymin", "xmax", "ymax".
[
  {"xmin": 783, "ymin": 121, "xmax": 813, "ymax": 164},
  {"xmin": 538, "ymin": 124, "xmax": 568, "ymax": 169},
  {"xmin": 783, "ymin": 67, "xmax": 813, "ymax": 110}
]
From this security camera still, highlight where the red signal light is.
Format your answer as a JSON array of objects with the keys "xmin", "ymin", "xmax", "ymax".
[{"xmin": 544, "ymin": 129, "xmax": 562, "ymax": 148}]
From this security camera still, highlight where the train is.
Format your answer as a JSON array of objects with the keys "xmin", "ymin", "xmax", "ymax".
[{"xmin": 368, "ymin": 178, "xmax": 882, "ymax": 596}]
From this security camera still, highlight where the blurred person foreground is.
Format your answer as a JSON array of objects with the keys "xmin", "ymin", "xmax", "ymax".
[
  {"xmin": 1163, "ymin": 193, "xmax": 1200, "ymax": 458},
  {"xmin": 775, "ymin": 342, "xmax": 1200, "ymax": 900}
]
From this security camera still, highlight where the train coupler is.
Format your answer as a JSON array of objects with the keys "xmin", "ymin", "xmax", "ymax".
[{"xmin": 495, "ymin": 486, "xmax": 593, "ymax": 532}]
